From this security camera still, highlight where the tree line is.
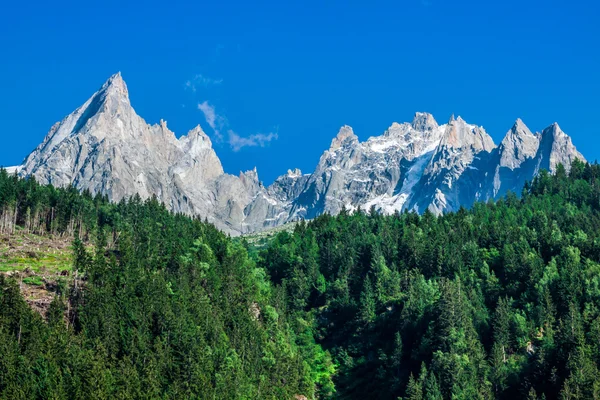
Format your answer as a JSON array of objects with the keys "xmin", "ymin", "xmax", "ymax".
[
  {"xmin": 2, "ymin": 159, "xmax": 600, "ymax": 399},
  {"xmin": 256, "ymin": 160, "xmax": 600, "ymax": 399},
  {"xmin": 0, "ymin": 168, "xmax": 333, "ymax": 399}
]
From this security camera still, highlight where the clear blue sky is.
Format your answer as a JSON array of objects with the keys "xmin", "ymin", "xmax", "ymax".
[{"xmin": 1, "ymin": 0, "xmax": 598, "ymax": 184}]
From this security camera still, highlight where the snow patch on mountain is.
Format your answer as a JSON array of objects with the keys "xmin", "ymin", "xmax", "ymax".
[{"xmin": 4, "ymin": 166, "xmax": 22, "ymax": 174}]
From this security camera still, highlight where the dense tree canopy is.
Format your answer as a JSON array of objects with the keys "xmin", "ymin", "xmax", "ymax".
[
  {"xmin": 0, "ymin": 169, "xmax": 332, "ymax": 399},
  {"xmin": 2, "ymin": 159, "xmax": 600, "ymax": 399},
  {"xmin": 257, "ymin": 159, "xmax": 600, "ymax": 399}
]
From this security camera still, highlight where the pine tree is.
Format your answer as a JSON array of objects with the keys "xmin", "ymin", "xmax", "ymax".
[
  {"xmin": 424, "ymin": 372, "xmax": 443, "ymax": 400},
  {"xmin": 358, "ymin": 275, "xmax": 376, "ymax": 325},
  {"xmin": 405, "ymin": 373, "xmax": 423, "ymax": 400}
]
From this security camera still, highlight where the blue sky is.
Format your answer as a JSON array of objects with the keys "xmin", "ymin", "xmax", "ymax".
[{"xmin": 1, "ymin": 0, "xmax": 598, "ymax": 184}]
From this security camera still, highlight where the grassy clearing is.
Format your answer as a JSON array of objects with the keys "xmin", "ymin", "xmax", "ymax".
[
  {"xmin": 238, "ymin": 221, "xmax": 299, "ymax": 252},
  {"xmin": 0, "ymin": 232, "xmax": 77, "ymax": 316},
  {"xmin": 0, "ymin": 232, "xmax": 73, "ymax": 275},
  {"xmin": 22, "ymin": 275, "xmax": 44, "ymax": 286}
]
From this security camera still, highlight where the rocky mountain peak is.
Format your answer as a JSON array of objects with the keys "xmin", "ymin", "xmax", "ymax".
[
  {"xmin": 383, "ymin": 122, "xmax": 409, "ymax": 137},
  {"xmin": 186, "ymin": 124, "xmax": 205, "ymax": 137},
  {"xmin": 181, "ymin": 125, "xmax": 213, "ymax": 150},
  {"xmin": 498, "ymin": 118, "xmax": 539, "ymax": 169},
  {"xmin": 439, "ymin": 116, "xmax": 495, "ymax": 152},
  {"xmin": 542, "ymin": 122, "xmax": 565, "ymax": 138},
  {"xmin": 411, "ymin": 112, "xmax": 438, "ymax": 131},
  {"xmin": 240, "ymin": 167, "xmax": 258, "ymax": 183},
  {"xmin": 330, "ymin": 125, "xmax": 358, "ymax": 150},
  {"xmin": 513, "ymin": 118, "xmax": 528, "ymax": 131},
  {"xmin": 287, "ymin": 168, "xmax": 303, "ymax": 178},
  {"xmin": 73, "ymin": 72, "xmax": 134, "ymax": 137},
  {"xmin": 99, "ymin": 71, "xmax": 130, "ymax": 103},
  {"xmin": 537, "ymin": 122, "xmax": 584, "ymax": 173},
  {"xmin": 239, "ymin": 167, "xmax": 260, "ymax": 190},
  {"xmin": 241, "ymin": 166, "xmax": 258, "ymax": 179}
]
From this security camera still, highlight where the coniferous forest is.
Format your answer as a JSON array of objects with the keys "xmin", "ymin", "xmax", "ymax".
[{"xmin": 2, "ymin": 160, "xmax": 600, "ymax": 399}]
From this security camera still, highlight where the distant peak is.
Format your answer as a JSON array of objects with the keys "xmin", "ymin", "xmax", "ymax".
[
  {"xmin": 337, "ymin": 125, "xmax": 355, "ymax": 137},
  {"xmin": 99, "ymin": 71, "xmax": 129, "ymax": 100},
  {"xmin": 499, "ymin": 119, "xmax": 539, "ymax": 169},
  {"xmin": 180, "ymin": 124, "xmax": 213, "ymax": 151},
  {"xmin": 189, "ymin": 124, "xmax": 211, "ymax": 140},
  {"xmin": 188, "ymin": 124, "xmax": 206, "ymax": 136},
  {"xmin": 239, "ymin": 168, "xmax": 260, "ymax": 187},
  {"xmin": 287, "ymin": 168, "xmax": 303, "ymax": 178},
  {"xmin": 509, "ymin": 118, "xmax": 534, "ymax": 137},
  {"xmin": 330, "ymin": 125, "xmax": 358, "ymax": 150},
  {"xmin": 411, "ymin": 112, "xmax": 438, "ymax": 131},
  {"xmin": 102, "ymin": 71, "xmax": 124, "ymax": 86},
  {"xmin": 108, "ymin": 71, "xmax": 122, "ymax": 80},
  {"xmin": 536, "ymin": 122, "xmax": 586, "ymax": 172},
  {"xmin": 541, "ymin": 122, "xmax": 564, "ymax": 138},
  {"xmin": 446, "ymin": 115, "xmax": 465, "ymax": 126},
  {"xmin": 241, "ymin": 166, "xmax": 258, "ymax": 177},
  {"xmin": 440, "ymin": 117, "xmax": 495, "ymax": 151}
]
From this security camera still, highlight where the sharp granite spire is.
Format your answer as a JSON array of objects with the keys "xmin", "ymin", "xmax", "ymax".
[
  {"xmin": 330, "ymin": 125, "xmax": 359, "ymax": 150},
  {"xmin": 498, "ymin": 119, "xmax": 539, "ymax": 170},
  {"xmin": 411, "ymin": 112, "xmax": 438, "ymax": 132}
]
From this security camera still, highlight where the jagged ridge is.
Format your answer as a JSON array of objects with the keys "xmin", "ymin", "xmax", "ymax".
[{"xmin": 10, "ymin": 73, "xmax": 586, "ymax": 234}]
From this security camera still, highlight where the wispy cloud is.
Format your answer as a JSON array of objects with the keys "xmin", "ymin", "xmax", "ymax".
[
  {"xmin": 228, "ymin": 130, "xmax": 278, "ymax": 152},
  {"xmin": 197, "ymin": 101, "xmax": 226, "ymax": 141},
  {"xmin": 185, "ymin": 74, "xmax": 223, "ymax": 92},
  {"xmin": 196, "ymin": 99, "xmax": 278, "ymax": 151},
  {"xmin": 197, "ymin": 101, "xmax": 217, "ymax": 128}
]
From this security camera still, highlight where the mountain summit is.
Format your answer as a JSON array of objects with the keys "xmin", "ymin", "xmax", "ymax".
[
  {"xmin": 498, "ymin": 119, "xmax": 539, "ymax": 170},
  {"xmin": 11, "ymin": 73, "xmax": 586, "ymax": 234},
  {"xmin": 19, "ymin": 73, "xmax": 246, "ymax": 233}
]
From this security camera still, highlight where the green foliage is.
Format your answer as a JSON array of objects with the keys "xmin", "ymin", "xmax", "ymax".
[
  {"xmin": 21, "ymin": 275, "xmax": 43, "ymax": 286},
  {"xmin": 253, "ymin": 160, "xmax": 600, "ymax": 399},
  {"xmin": 3, "ymin": 159, "xmax": 600, "ymax": 399},
  {"xmin": 0, "ymin": 170, "xmax": 319, "ymax": 399}
]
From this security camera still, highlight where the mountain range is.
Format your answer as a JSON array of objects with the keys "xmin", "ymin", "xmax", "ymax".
[{"xmin": 5, "ymin": 73, "xmax": 585, "ymax": 235}]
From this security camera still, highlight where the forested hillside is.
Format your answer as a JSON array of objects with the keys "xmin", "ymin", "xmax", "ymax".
[
  {"xmin": 257, "ymin": 160, "xmax": 600, "ymax": 399},
  {"xmin": 2, "ymin": 160, "xmax": 600, "ymax": 399},
  {"xmin": 0, "ymin": 168, "xmax": 333, "ymax": 399}
]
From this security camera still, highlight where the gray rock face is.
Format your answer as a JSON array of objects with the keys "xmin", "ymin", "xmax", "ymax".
[
  {"xmin": 487, "ymin": 120, "xmax": 585, "ymax": 200},
  {"xmin": 18, "ymin": 73, "xmax": 259, "ymax": 234},
  {"xmin": 406, "ymin": 116, "xmax": 497, "ymax": 214},
  {"xmin": 277, "ymin": 115, "xmax": 448, "ymax": 218},
  {"xmin": 498, "ymin": 118, "xmax": 539, "ymax": 170},
  {"xmin": 13, "ymin": 73, "xmax": 587, "ymax": 234},
  {"xmin": 536, "ymin": 123, "xmax": 585, "ymax": 174},
  {"xmin": 257, "ymin": 113, "xmax": 584, "ymax": 220}
]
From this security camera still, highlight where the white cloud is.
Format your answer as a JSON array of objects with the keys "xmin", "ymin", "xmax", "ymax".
[
  {"xmin": 198, "ymin": 101, "xmax": 225, "ymax": 141},
  {"xmin": 185, "ymin": 74, "xmax": 223, "ymax": 92},
  {"xmin": 198, "ymin": 101, "xmax": 216, "ymax": 128},
  {"xmin": 228, "ymin": 130, "xmax": 278, "ymax": 152},
  {"xmin": 197, "ymin": 101, "xmax": 278, "ymax": 150}
]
